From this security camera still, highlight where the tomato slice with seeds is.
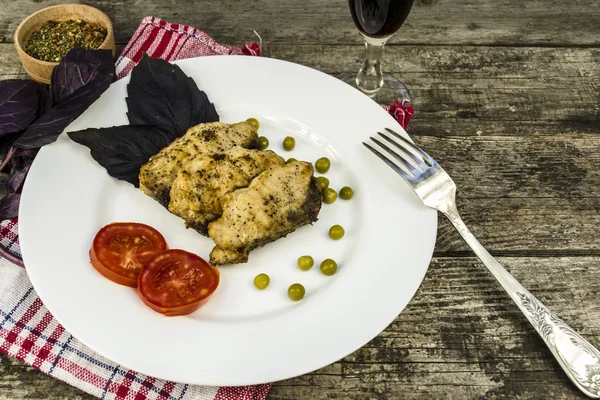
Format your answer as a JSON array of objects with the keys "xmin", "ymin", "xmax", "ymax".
[
  {"xmin": 89, "ymin": 223, "xmax": 168, "ymax": 287},
  {"xmin": 137, "ymin": 250, "xmax": 220, "ymax": 316}
]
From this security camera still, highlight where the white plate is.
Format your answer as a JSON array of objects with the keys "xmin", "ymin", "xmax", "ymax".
[{"xmin": 19, "ymin": 56, "xmax": 437, "ymax": 386}]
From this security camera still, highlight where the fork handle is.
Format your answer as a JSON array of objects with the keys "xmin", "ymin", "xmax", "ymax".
[{"xmin": 442, "ymin": 203, "xmax": 600, "ymax": 399}]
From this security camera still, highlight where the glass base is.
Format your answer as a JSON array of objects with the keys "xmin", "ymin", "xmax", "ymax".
[{"xmin": 337, "ymin": 72, "xmax": 411, "ymax": 105}]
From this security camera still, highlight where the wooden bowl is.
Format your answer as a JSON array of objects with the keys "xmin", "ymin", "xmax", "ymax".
[{"xmin": 14, "ymin": 4, "xmax": 115, "ymax": 84}]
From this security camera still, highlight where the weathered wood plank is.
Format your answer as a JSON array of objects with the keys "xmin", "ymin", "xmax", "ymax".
[
  {"xmin": 270, "ymin": 256, "xmax": 600, "ymax": 399},
  {"xmin": 0, "ymin": 44, "xmax": 26, "ymax": 79},
  {"xmin": 268, "ymin": 45, "xmax": 600, "ymax": 136},
  {"xmin": 2, "ymin": 44, "xmax": 598, "ymax": 136},
  {"xmin": 419, "ymin": 135, "xmax": 600, "ymax": 253},
  {"xmin": 434, "ymin": 197, "xmax": 600, "ymax": 255},
  {"xmin": 0, "ymin": 356, "xmax": 93, "ymax": 399},
  {"xmin": 2, "ymin": 0, "xmax": 600, "ymax": 46},
  {"xmin": 418, "ymin": 135, "xmax": 600, "ymax": 199},
  {"xmin": 2, "ymin": 257, "xmax": 595, "ymax": 399}
]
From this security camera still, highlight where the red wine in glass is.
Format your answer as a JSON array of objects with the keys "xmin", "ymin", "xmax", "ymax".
[
  {"xmin": 349, "ymin": 0, "xmax": 414, "ymax": 38},
  {"xmin": 341, "ymin": 0, "xmax": 415, "ymax": 102}
]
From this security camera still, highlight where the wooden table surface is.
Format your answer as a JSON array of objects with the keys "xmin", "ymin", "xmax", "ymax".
[{"xmin": 1, "ymin": 0, "xmax": 600, "ymax": 398}]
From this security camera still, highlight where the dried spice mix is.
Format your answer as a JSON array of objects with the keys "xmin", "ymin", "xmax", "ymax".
[{"xmin": 25, "ymin": 19, "xmax": 107, "ymax": 62}]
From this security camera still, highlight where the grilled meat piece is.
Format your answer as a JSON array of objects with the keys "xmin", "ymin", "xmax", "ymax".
[
  {"xmin": 168, "ymin": 147, "xmax": 285, "ymax": 235},
  {"xmin": 208, "ymin": 161, "xmax": 322, "ymax": 265},
  {"xmin": 209, "ymin": 246, "xmax": 249, "ymax": 265},
  {"xmin": 139, "ymin": 121, "xmax": 258, "ymax": 207}
]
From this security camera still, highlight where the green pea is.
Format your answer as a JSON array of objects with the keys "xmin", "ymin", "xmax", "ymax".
[
  {"xmin": 329, "ymin": 225, "xmax": 345, "ymax": 240},
  {"xmin": 287, "ymin": 158, "xmax": 298, "ymax": 163},
  {"xmin": 315, "ymin": 157, "xmax": 331, "ymax": 173},
  {"xmin": 297, "ymin": 255, "xmax": 314, "ymax": 271},
  {"xmin": 246, "ymin": 117, "xmax": 260, "ymax": 130},
  {"xmin": 320, "ymin": 259, "xmax": 338, "ymax": 276},
  {"xmin": 253, "ymin": 273, "xmax": 270, "ymax": 290},
  {"xmin": 316, "ymin": 176, "xmax": 329, "ymax": 190},
  {"xmin": 283, "ymin": 136, "xmax": 296, "ymax": 151},
  {"xmin": 322, "ymin": 187, "xmax": 337, "ymax": 204},
  {"xmin": 257, "ymin": 136, "xmax": 269, "ymax": 150},
  {"xmin": 340, "ymin": 186, "xmax": 353, "ymax": 200},
  {"xmin": 288, "ymin": 283, "xmax": 306, "ymax": 301}
]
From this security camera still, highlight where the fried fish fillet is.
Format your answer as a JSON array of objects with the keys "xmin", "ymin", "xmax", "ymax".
[
  {"xmin": 208, "ymin": 161, "xmax": 322, "ymax": 265},
  {"xmin": 168, "ymin": 147, "xmax": 285, "ymax": 235},
  {"xmin": 139, "ymin": 121, "xmax": 258, "ymax": 207}
]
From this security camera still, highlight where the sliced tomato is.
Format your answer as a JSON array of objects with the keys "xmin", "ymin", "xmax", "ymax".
[
  {"xmin": 137, "ymin": 250, "xmax": 220, "ymax": 316},
  {"xmin": 90, "ymin": 222, "xmax": 168, "ymax": 287}
]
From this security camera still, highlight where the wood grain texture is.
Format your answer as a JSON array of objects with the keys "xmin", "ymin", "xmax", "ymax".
[
  {"xmin": 268, "ymin": 45, "xmax": 600, "ymax": 136},
  {"xmin": 1, "ymin": 0, "xmax": 600, "ymax": 398},
  {"xmin": 2, "ymin": 0, "xmax": 600, "ymax": 46},
  {"xmin": 270, "ymin": 257, "xmax": 600, "ymax": 400},
  {"xmin": 3, "ymin": 44, "xmax": 598, "ymax": 135}
]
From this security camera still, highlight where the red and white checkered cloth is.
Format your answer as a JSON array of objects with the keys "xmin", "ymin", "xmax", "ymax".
[
  {"xmin": 0, "ymin": 15, "xmax": 414, "ymax": 400},
  {"xmin": 115, "ymin": 17, "xmax": 260, "ymax": 80}
]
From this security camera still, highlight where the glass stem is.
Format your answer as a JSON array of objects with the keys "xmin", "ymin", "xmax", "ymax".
[{"xmin": 356, "ymin": 37, "xmax": 388, "ymax": 95}]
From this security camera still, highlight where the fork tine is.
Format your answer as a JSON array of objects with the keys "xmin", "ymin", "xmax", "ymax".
[
  {"xmin": 376, "ymin": 131, "xmax": 426, "ymax": 169},
  {"xmin": 363, "ymin": 142, "xmax": 415, "ymax": 182},
  {"xmin": 384, "ymin": 127, "xmax": 435, "ymax": 165},
  {"xmin": 369, "ymin": 137, "xmax": 419, "ymax": 175}
]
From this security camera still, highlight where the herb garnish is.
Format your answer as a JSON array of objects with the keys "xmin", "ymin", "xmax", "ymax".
[
  {"xmin": 0, "ymin": 49, "xmax": 115, "ymax": 220},
  {"xmin": 69, "ymin": 55, "xmax": 220, "ymax": 187}
]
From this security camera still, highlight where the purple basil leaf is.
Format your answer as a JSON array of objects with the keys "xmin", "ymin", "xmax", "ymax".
[
  {"xmin": 0, "ymin": 133, "xmax": 21, "ymax": 159},
  {"xmin": 50, "ymin": 49, "xmax": 115, "ymax": 106},
  {"xmin": 68, "ymin": 125, "xmax": 175, "ymax": 187},
  {"xmin": 0, "ymin": 145, "xmax": 17, "ymax": 173},
  {"xmin": 126, "ymin": 55, "xmax": 218, "ymax": 137},
  {"xmin": 5, "ymin": 164, "xmax": 31, "ymax": 193},
  {"xmin": 13, "ymin": 73, "xmax": 113, "ymax": 150},
  {"xmin": 36, "ymin": 84, "xmax": 50, "ymax": 118},
  {"xmin": 14, "ymin": 147, "xmax": 38, "ymax": 162},
  {"xmin": 0, "ymin": 80, "xmax": 39, "ymax": 136},
  {"xmin": 0, "ymin": 193, "xmax": 20, "ymax": 220},
  {"xmin": 187, "ymin": 77, "xmax": 219, "ymax": 126}
]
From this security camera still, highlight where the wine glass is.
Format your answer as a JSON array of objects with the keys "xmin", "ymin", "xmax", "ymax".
[{"xmin": 340, "ymin": 0, "xmax": 415, "ymax": 104}]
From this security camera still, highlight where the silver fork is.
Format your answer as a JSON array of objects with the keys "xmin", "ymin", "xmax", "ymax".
[{"xmin": 364, "ymin": 128, "xmax": 600, "ymax": 399}]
